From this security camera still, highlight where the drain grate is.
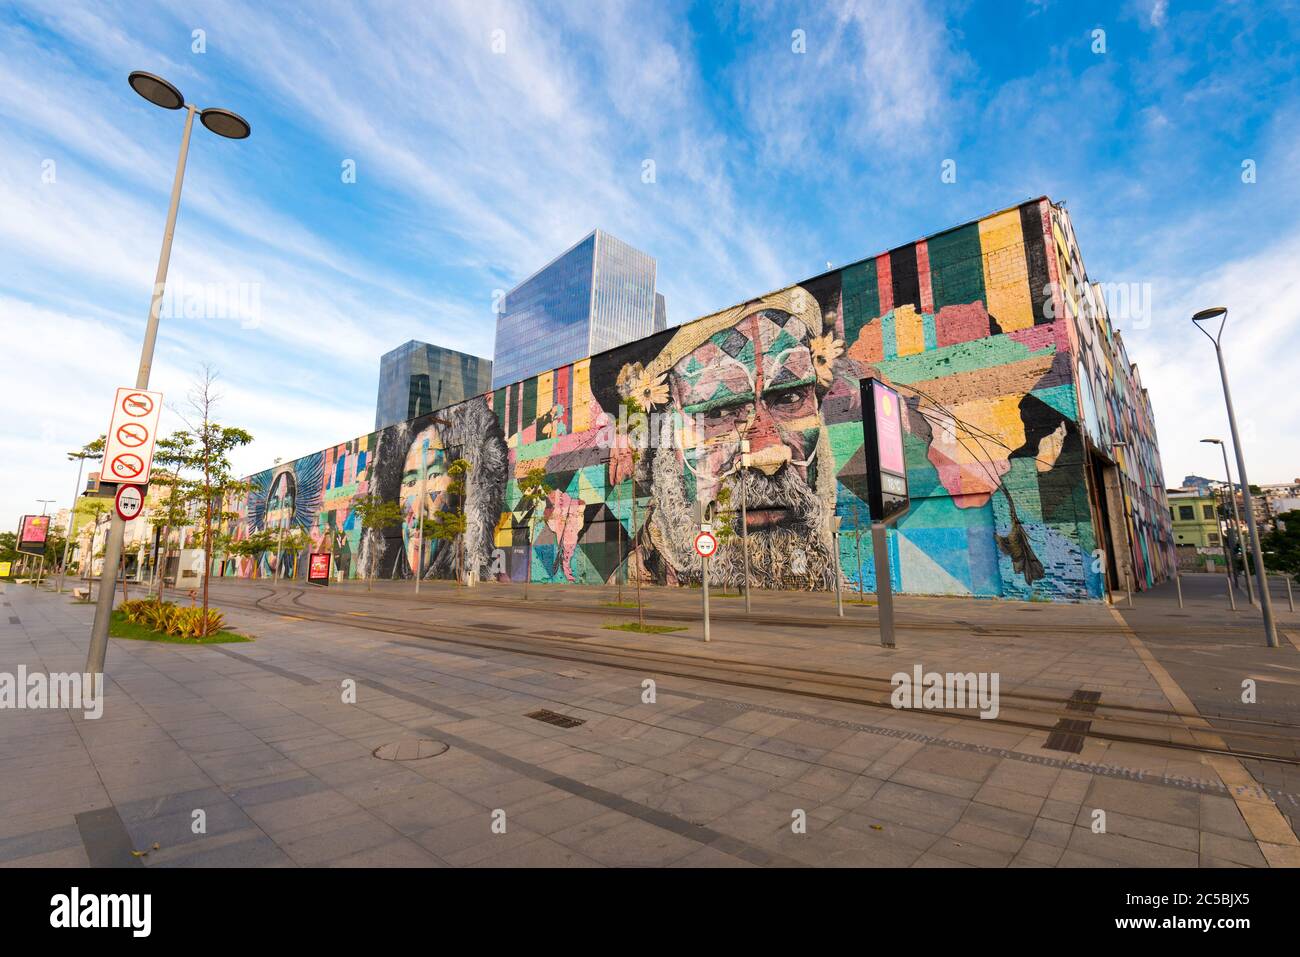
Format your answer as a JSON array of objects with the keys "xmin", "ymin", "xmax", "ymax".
[
  {"xmin": 1044, "ymin": 690, "xmax": 1102, "ymax": 753},
  {"xmin": 526, "ymin": 709, "xmax": 585, "ymax": 729},
  {"xmin": 372, "ymin": 737, "xmax": 449, "ymax": 761}
]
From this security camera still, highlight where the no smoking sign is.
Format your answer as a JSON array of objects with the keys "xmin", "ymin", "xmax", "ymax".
[{"xmin": 102, "ymin": 387, "xmax": 163, "ymax": 487}]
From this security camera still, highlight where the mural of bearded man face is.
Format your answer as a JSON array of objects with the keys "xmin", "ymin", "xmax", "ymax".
[{"xmin": 647, "ymin": 305, "xmax": 837, "ymax": 589}]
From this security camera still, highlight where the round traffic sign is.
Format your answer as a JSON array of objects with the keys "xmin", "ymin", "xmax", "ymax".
[
  {"xmin": 115, "ymin": 484, "xmax": 144, "ymax": 521},
  {"xmin": 694, "ymin": 530, "xmax": 718, "ymax": 558},
  {"xmin": 109, "ymin": 452, "xmax": 145, "ymax": 480},
  {"xmin": 122, "ymin": 392, "xmax": 154, "ymax": 416},
  {"xmin": 116, "ymin": 422, "xmax": 149, "ymax": 447}
]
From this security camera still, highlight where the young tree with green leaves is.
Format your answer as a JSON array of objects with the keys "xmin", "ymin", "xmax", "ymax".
[
  {"xmin": 280, "ymin": 527, "xmax": 312, "ymax": 580},
  {"xmin": 712, "ymin": 485, "xmax": 742, "ymax": 597},
  {"xmin": 176, "ymin": 367, "xmax": 254, "ymax": 634},
  {"xmin": 425, "ymin": 458, "xmax": 473, "ymax": 586},
  {"xmin": 352, "ymin": 494, "xmax": 403, "ymax": 590},
  {"xmin": 1262, "ymin": 510, "xmax": 1300, "ymax": 578},
  {"xmin": 516, "ymin": 466, "xmax": 552, "ymax": 600}
]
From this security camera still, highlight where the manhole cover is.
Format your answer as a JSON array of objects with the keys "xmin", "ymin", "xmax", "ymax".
[
  {"xmin": 526, "ymin": 709, "xmax": 585, "ymax": 728},
  {"xmin": 372, "ymin": 737, "xmax": 449, "ymax": 761}
]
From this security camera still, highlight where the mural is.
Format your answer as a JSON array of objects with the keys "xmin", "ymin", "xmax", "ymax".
[{"xmin": 219, "ymin": 198, "xmax": 1172, "ymax": 601}]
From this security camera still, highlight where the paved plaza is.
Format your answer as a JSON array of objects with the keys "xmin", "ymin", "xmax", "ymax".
[{"xmin": 1, "ymin": 574, "xmax": 1298, "ymax": 867}]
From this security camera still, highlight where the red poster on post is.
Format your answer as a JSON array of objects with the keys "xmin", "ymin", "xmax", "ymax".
[{"xmin": 307, "ymin": 552, "xmax": 332, "ymax": 586}]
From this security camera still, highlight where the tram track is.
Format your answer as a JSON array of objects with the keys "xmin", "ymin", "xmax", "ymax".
[
  {"xmin": 222, "ymin": 579, "xmax": 1271, "ymax": 641},
  {"xmin": 172, "ymin": 583, "xmax": 1300, "ymax": 767}
]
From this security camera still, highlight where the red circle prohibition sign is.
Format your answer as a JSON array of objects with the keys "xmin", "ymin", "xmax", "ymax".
[
  {"xmin": 110, "ymin": 453, "xmax": 145, "ymax": 480},
  {"xmin": 116, "ymin": 422, "xmax": 149, "ymax": 447},
  {"xmin": 122, "ymin": 392, "xmax": 154, "ymax": 417}
]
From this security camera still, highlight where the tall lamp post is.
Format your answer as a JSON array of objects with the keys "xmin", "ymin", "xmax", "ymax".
[
  {"xmin": 86, "ymin": 72, "xmax": 250, "ymax": 686},
  {"xmin": 1201, "ymin": 438, "xmax": 1250, "ymax": 600},
  {"xmin": 57, "ymin": 447, "xmax": 102, "ymax": 593},
  {"xmin": 1193, "ymin": 307, "xmax": 1277, "ymax": 648}
]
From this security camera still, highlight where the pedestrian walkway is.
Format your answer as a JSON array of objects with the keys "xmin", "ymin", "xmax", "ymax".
[{"xmin": 0, "ymin": 577, "xmax": 1296, "ymax": 867}]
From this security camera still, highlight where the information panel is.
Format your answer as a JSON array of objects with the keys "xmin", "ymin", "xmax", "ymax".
[
  {"xmin": 307, "ymin": 552, "xmax": 332, "ymax": 586},
  {"xmin": 860, "ymin": 378, "xmax": 911, "ymax": 524}
]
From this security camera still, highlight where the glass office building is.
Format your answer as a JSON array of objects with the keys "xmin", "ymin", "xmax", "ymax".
[
  {"xmin": 492, "ymin": 229, "xmax": 664, "ymax": 388},
  {"xmin": 375, "ymin": 341, "xmax": 493, "ymax": 430}
]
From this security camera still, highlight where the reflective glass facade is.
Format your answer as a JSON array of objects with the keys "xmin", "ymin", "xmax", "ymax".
[
  {"xmin": 375, "ymin": 340, "xmax": 493, "ymax": 430},
  {"xmin": 492, "ymin": 229, "xmax": 663, "ymax": 388}
]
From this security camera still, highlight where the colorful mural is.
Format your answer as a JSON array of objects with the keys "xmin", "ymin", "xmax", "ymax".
[{"xmin": 218, "ymin": 198, "xmax": 1172, "ymax": 601}]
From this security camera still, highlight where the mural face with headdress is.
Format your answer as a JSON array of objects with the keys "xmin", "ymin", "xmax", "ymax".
[{"xmin": 605, "ymin": 285, "xmax": 844, "ymax": 589}]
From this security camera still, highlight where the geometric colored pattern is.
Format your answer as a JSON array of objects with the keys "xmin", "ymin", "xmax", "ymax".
[{"xmin": 221, "ymin": 198, "xmax": 1173, "ymax": 602}]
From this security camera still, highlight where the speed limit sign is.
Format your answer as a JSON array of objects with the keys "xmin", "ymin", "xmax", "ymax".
[
  {"xmin": 115, "ymin": 483, "xmax": 144, "ymax": 521},
  {"xmin": 694, "ymin": 530, "xmax": 718, "ymax": 558}
]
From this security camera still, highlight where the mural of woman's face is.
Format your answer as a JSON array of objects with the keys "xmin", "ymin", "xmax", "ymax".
[
  {"xmin": 400, "ymin": 426, "xmax": 451, "ymax": 575},
  {"xmin": 266, "ymin": 471, "xmax": 296, "ymax": 529}
]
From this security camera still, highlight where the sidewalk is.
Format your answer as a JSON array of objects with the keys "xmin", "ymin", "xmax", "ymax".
[{"xmin": 1, "ymin": 577, "xmax": 1297, "ymax": 867}]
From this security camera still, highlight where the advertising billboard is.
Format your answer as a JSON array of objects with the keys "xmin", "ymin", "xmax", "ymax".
[
  {"xmin": 860, "ymin": 378, "xmax": 910, "ymax": 523},
  {"xmin": 307, "ymin": 552, "xmax": 332, "ymax": 586},
  {"xmin": 17, "ymin": 515, "xmax": 50, "ymax": 557}
]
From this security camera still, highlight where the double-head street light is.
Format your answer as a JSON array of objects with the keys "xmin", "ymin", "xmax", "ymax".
[
  {"xmin": 1192, "ymin": 307, "xmax": 1278, "ymax": 648},
  {"xmin": 1200, "ymin": 437, "xmax": 1250, "ymax": 600},
  {"xmin": 86, "ymin": 73, "xmax": 250, "ymax": 685}
]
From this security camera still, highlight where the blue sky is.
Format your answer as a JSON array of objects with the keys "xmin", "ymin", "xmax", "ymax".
[{"xmin": 2, "ymin": 0, "xmax": 1299, "ymax": 531}]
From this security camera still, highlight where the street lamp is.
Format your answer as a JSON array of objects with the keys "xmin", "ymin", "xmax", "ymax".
[
  {"xmin": 1201, "ymin": 438, "xmax": 1250, "ymax": 601},
  {"xmin": 1192, "ymin": 307, "xmax": 1278, "ymax": 648},
  {"xmin": 86, "ymin": 72, "xmax": 251, "ymax": 685}
]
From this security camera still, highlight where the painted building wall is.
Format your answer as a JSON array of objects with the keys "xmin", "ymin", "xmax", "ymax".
[{"xmin": 218, "ymin": 198, "xmax": 1172, "ymax": 601}]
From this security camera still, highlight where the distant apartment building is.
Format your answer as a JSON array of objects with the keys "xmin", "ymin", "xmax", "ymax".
[
  {"xmin": 491, "ymin": 229, "xmax": 665, "ymax": 388},
  {"xmin": 1168, "ymin": 489, "xmax": 1221, "ymax": 549},
  {"xmin": 375, "ymin": 341, "xmax": 493, "ymax": 431}
]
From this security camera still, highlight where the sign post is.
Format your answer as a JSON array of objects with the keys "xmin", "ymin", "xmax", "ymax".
[
  {"xmin": 88, "ymin": 387, "xmax": 163, "ymax": 689},
  {"xmin": 693, "ymin": 500, "xmax": 718, "ymax": 642},
  {"xmin": 832, "ymin": 515, "xmax": 844, "ymax": 618},
  {"xmin": 860, "ymin": 378, "xmax": 911, "ymax": 648}
]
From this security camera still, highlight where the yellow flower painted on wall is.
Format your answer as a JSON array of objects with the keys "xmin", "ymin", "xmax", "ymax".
[
  {"xmin": 616, "ymin": 361, "xmax": 670, "ymax": 409},
  {"xmin": 809, "ymin": 333, "xmax": 844, "ymax": 386}
]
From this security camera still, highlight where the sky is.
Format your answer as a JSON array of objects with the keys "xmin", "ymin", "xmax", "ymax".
[{"xmin": 2, "ymin": 0, "xmax": 1299, "ymax": 533}]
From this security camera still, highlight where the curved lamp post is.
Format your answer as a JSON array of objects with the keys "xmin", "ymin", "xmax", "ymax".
[
  {"xmin": 1192, "ymin": 307, "xmax": 1277, "ymax": 648},
  {"xmin": 87, "ymin": 73, "xmax": 251, "ymax": 686}
]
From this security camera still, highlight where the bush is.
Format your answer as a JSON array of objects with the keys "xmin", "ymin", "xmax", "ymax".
[{"xmin": 118, "ymin": 598, "xmax": 224, "ymax": 637}]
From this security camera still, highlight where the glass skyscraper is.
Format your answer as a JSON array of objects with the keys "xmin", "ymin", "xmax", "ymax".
[
  {"xmin": 492, "ymin": 229, "xmax": 665, "ymax": 388},
  {"xmin": 375, "ymin": 341, "xmax": 493, "ymax": 430}
]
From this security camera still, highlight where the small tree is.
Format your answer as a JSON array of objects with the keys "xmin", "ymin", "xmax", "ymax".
[
  {"xmin": 280, "ymin": 528, "xmax": 311, "ymax": 580},
  {"xmin": 175, "ymin": 367, "xmax": 253, "ymax": 634},
  {"xmin": 352, "ymin": 494, "xmax": 403, "ymax": 590},
  {"xmin": 425, "ymin": 459, "xmax": 472, "ymax": 586},
  {"xmin": 516, "ymin": 467, "xmax": 553, "ymax": 600},
  {"xmin": 713, "ymin": 485, "xmax": 741, "ymax": 597}
]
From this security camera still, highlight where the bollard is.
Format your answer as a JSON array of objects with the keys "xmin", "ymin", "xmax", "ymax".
[{"xmin": 1176, "ymin": 572, "xmax": 1183, "ymax": 609}]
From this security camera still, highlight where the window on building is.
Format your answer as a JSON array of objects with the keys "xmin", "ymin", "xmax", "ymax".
[
  {"xmin": 1178, "ymin": 506, "xmax": 1194, "ymax": 520},
  {"xmin": 1208, "ymin": 533, "xmax": 1220, "ymax": 544},
  {"xmin": 1203, "ymin": 505, "xmax": 1215, "ymax": 520}
]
